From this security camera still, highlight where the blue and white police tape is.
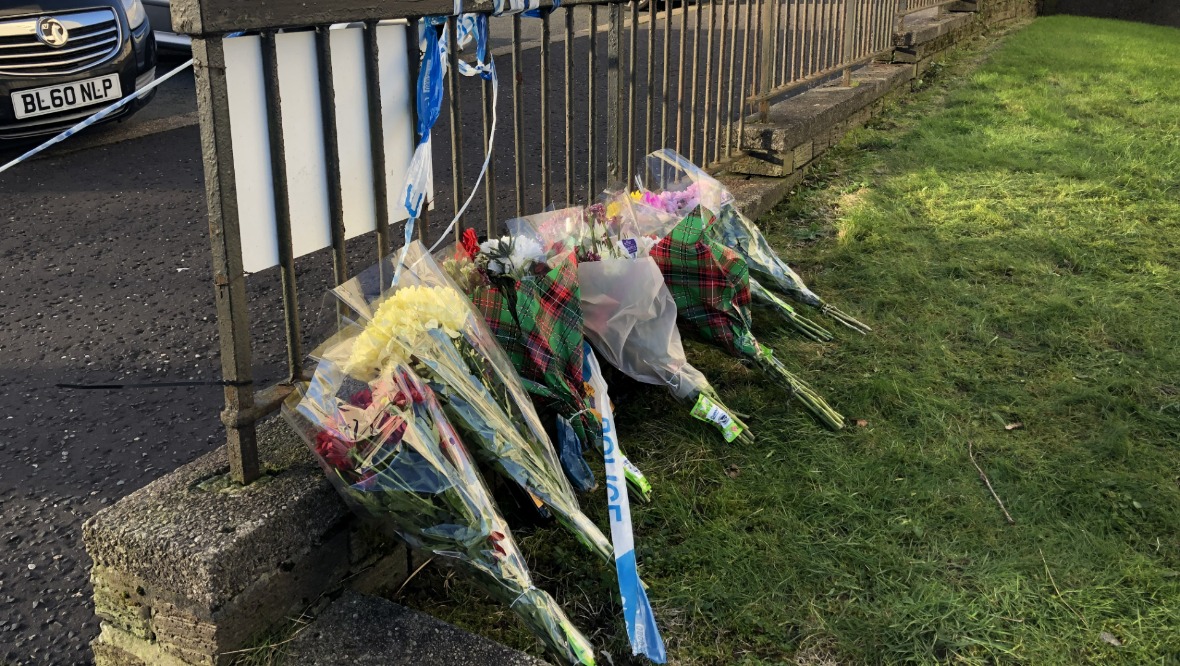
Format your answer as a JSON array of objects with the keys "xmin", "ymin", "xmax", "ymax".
[
  {"xmin": 425, "ymin": 12, "xmax": 498, "ymax": 254},
  {"xmin": 585, "ymin": 346, "xmax": 668, "ymax": 663},
  {"xmin": 0, "ymin": 58, "xmax": 195, "ymax": 176}
]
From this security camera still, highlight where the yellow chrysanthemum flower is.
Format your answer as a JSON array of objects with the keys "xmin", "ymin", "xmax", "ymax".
[{"xmin": 345, "ymin": 285, "xmax": 469, "ymax": 375}]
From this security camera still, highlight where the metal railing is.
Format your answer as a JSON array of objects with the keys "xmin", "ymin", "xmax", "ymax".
[{"xmin": 175, "ymin": 0, "xmax": 928, "ymax": 483}]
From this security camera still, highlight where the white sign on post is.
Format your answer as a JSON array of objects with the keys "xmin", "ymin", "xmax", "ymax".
[{"xmin": 224, "ymin": 24, "xmax": 425, "ymax": 274}]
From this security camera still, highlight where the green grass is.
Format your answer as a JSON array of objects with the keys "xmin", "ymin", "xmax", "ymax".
[{"xmin": 395, "ymin": 16, "xmax": 1180, "ymax": 664}]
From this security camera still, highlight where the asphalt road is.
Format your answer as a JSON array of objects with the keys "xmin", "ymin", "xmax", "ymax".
[{"xmin": 0, "ymin": 9, "xmax": 749, "ymax": 662}]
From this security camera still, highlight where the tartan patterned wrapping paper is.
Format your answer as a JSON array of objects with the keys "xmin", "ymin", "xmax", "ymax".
[
  {"xmin": 467, "ymin": 255, "xmax": 605, "ymax": 455},
  {"xmin": 650, "ymin": 210, "xmax": 761, "ymax": 359}
]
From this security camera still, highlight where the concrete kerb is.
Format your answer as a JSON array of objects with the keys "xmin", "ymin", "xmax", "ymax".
[{"xmin": 284, "ymin": 591, "xmax": 551, "ymax": 665}]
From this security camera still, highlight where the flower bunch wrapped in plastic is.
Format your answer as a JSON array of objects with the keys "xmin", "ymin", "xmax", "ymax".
[
  {"xmin": 438, "ymin": 229, "xmax": 593, "ymax": 496},
  {"xmin": 508, "ymin": 207, "xmax": 752, "ymax": 444},
  {"xmin": 621, "ymin": 160, "xmax": 845, "ymax": 430},
  {"xmin": 282, "ymin": 356, "xmax": 596, "ymax": 665},
  {"xmin": 442, "ymin": 225, "xmax": 655, "ymax": 501},
  {"xmin": 330, "ymin": 241, "xmax": 613, "ymax": 562},
  {"xmin": 647, "ymin": 148, "xmax": 870, "ymax": 335}
]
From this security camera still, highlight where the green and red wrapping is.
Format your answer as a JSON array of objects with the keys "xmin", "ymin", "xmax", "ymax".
[
  {"xmin": 648, "ymin": 208, "xmax": 846, "ymax": 430},
  {"xmin": 470, "ymin": 255, "xmax": 604, "ymax": 454},
  {"xmin": 441, "ymin": 234, "xmax": 602, "ymax": 492}
]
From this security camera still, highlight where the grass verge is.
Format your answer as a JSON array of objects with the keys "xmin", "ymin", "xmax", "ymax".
[{"xmin": 397, "ymin": 15, "xmax": 1180, "ymax": 665}]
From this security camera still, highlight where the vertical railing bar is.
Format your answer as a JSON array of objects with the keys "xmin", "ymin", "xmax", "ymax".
[
  {"xmin": 841, "ymin": 0, "xmax": 853, "ymax": 84},
  {"xmin": 193, "ymin": 35, "xmax": 259, "ymax": 484},
  {"xmin": 512, "ymin": 15, "xmax": 526, "ymax": 218},
  {"xmin": 737, "ymin": 0, "xmax": 753, "ymax": 153},
  {"xmin": 862, "ymin": 0, "xmax": 871, "ymax": 58},
  {"xmin": 588, "ymin": 4, "xmax": 599, "ymax": 197},
  {"xmin": 791, "ymin": 0, "xmax": 800, "ymax": 81},
  {"xmin": 660, "ymin": 0, "xmax": 672, "ymax": 147},
  {"xmin": 850, "ymin": 0, "xmax": 860, "ymax": 61},
  {"xmin": 863, "ymin": 0, "xmax": 873, "ymax": 59},
  {"xmin": 763, "ymin": 0, "xmax": 774, "ymax": 91},
  {"xmin": 702, "ymin": 0, "xmax": 716, "ymax": 166},
  {"xmin": 836, "ymin": 0, "xmax": 845, "ymax": 69},
  {"xmin": 768, "ymin": 0, "xmax": 780, "ymax": 91},
  {"xmin": 714, "ymin": 0, "xmax": 730, "ymax": 163},
  {"xmin": 674, "ymin": 0, "xmax": 688, "ymax": 155},
  {"xmin": 259, "ymin": 32, "xmax": 303, "ymax": 384},
  {"xmin": 645, "ymin": 0, "xmax": 656, "ymax": 156},
  {"xmin": 482, "ymin": 73, "xmax": 496, "ymax": 238},
  {"xmin": 540, "ymin": 12, "xmax": 552, "ymax": 207},
  {"xmin": 626, "ymin": 0, "xmax": 638, "ymax": 183},
  {"xmin": 781, "ymin": 0, "xmax": 791, "ymax": 86},
  {"xmin": 805, "ymin": 0, "xmax": 816, "ymax": 80},
  {"xmin": 314, "ymin": 27, "xmax": 348, "ymax": 286},
  {"xmin": 564, "ymin": 8, "xmax": 575, "ymax": 202},
  {"xmin": 607, "ymin": 2, "xmax": 623, "ymax": 184},
  {"xmin": 446, "ymin": 18, "xmax": 464, "ymax": 241},
  {"xmin": 824, "ymin": 0, "xmax": 834, "ymax": 71},
  {"xmin": 723, "ymin": 0, "xmax": 739, "ymax": 158},
  {"xmin": 402, "ymin": 20, "xmax": 427, "ymax": 243},
  {"xmin": 688, "ymin": 0, "xmax": 703, "ymax": 162},
  {"xmin": 816, "ymin": 0, "xmax": 826, "ymax": 75},
  {"xmin": 757, "ymin": 0, "xmax": 774, "ymax": 123},
  {"xmin": 364, "ymin": 21, "xmax": 392, "ymax": 257},
  {"xmin": 825, "ymin": 0, "xmax": 833, "ymax": 72}
]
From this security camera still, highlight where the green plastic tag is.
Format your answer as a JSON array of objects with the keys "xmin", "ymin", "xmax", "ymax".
[{"xmin": 691, "ymin": 394, "xmax": 743, "ymax": 443}]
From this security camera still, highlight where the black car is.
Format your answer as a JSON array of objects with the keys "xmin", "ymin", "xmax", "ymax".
[
  {"xmin": 143, "ymin": 0, "xmax": 187, "ymax": 52},
  {"xmin": 1, "ymin": 0, "xmax": 157, "ymax": 142}
]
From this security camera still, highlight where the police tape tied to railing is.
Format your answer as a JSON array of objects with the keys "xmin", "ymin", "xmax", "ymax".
[{"xmin": 0, "ymin": 58, "xmax": 196, "ymax": 176}]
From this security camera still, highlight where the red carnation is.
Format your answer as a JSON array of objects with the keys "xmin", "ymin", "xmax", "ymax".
[
  {"xmin": 460, "ymin": 228, "xmax": 480, "ymax": 259},
  {"xmin": 314, "ymin": 430, "xmax": 354, "ymax": 471}
]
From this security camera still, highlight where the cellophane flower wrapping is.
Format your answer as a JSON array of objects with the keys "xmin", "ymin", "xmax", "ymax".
[
  {"xmin": 508, "ymin": 207, "xmax": 750, "ymax": 444},
  {"xmin": 438, "ymin": 228, "xmax": 601, "ymax": 494},
  {"xmin": 646, "ymin": 148, "xmax": 869, "ymax": 335},
  {"xmin": 328, "ymin": 240, "xmax": 613, "ymax": 563},
  {"xmin": 636, "ymin": 150, "xmax": 846, "ymax": 430},
  {"xmin": 282, "ymin": 354, "xmax": 596, "ymax": 665}
]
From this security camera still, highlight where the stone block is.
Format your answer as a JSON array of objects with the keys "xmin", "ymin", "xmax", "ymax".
[
  {"xmin": 740, "ymin": 63, "xmax": 913, "ymax": 155},
  {"xmin": 285, "ymin": 591, "xmax": 551, "ymax": 666},
  {"xmin": 85, "ymin": 417, "xmax": 409, "ymax": 665},
  {"xmin": 792, "ymin": 139, "xmax": 815, "ymax": 168},
  {"xmin": 894, "ymin": 11, "xmax": 975, "ymax": 48},
  {"xmin": 730, "ymin": 151, "xmax": 791, "ymax": 177},
  {"xmin": 717, "ymin": 169, "xmax": 803, "ymax": 222}
]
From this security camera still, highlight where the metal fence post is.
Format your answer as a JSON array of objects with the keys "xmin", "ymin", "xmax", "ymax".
[
  {"xmin": 192, "ymin": 36, "xmax": 259, "ymax": 485},
  {"xmin": 607, "ymin": 3, "xmax": 623, "ymax": 184},
  {"xmin": 756, "ymin": 0, "xmax": 775, "ymax": 122},
  {"xmin": 843, "ymin": 0, "xmax": 857, "ymax": 85}
]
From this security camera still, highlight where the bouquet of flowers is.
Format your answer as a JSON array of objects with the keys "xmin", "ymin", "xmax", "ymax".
[
  {"xmin": 647, "ymin": 148, "xmax": 870, "ymax": 334},
  {"xmin": 618, "ymin": 173, "xmax": 845, "ymax": 430},
  {"xmin": 283, "ymin": 356, "xmax": 596, "ymax": 665},
  {"xmin": 441, "ymin": 228, "xmax": 658, "ymax": 501},
  {"xmin": 508, "ymin": 207, "xmax": 751, "ymax": 444},
  {"xmin": 329, "ymin": 241, "xmax": 613, "ymax": 562},
  {"xmin": 438, "ymin": 229, "xmax": 599, "ymax": 493}
]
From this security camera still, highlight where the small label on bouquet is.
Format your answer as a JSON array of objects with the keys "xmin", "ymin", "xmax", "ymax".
[
  {"xmin": 622, "ymin": 238, "xmax": 638, "ymax": 257},
  {"xmin": 691, "ymin": 394, "xmax": 743, "ymax": 443}
]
